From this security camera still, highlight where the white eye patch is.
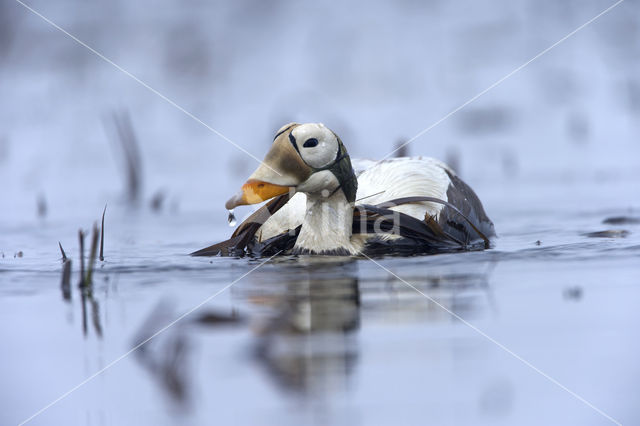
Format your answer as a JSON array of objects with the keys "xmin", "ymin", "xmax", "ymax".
[{"xmin": 291, "ymin": 123, "xmax": 339, "ymax": 169}]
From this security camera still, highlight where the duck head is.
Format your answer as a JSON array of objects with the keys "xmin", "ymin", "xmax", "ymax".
[{"xmin": 225, "ymin": 123, "xmax": 357, "ymax": 209}]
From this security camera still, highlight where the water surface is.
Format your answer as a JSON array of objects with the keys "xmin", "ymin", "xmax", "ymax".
[{"xmin": 2, "ymin": 174, "xmax": 639, "ymax": 425}]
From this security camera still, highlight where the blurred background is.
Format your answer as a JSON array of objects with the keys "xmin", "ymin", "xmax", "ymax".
[
  {"xmin": 2, "ymin": 0, "xmax": 638, "ymax": 224},
  {"xmin": 1, "ymin": 0, "xmax": 639, "ymax": 425}
]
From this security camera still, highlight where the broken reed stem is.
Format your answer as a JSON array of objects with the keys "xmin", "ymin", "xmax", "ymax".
[
  {"xmin": 109, "ymin": 110, "xmax": 142, "ymax": 204},
  {"xmin": 78, "ymin": 229, "xmax": 85, "ymax": 288},
  {"xmin": 86, "ymin": 222, "xmax": 99, "ymax": 286},
  {"xmin": 100, "ymin": 204, "xmax": 106, "ymax": 261},
  {"xmin": 58, "ymin": 241, "xmax": 67, "ymax": 262}
]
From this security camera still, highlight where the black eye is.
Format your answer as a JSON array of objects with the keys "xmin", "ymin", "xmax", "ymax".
[{"xmin": 303, "ymin": 138, "xmax": 318, "ymax": 148}]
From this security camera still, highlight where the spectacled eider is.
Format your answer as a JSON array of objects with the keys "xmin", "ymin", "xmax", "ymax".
[{"xmin": 193, "ymin": 122, "xmax": 495, "ymax": 257}]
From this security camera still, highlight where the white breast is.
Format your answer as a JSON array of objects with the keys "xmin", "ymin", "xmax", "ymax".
[{"xmin": 256, "ymin": 157, "xmax": 454, "ymax": 241}]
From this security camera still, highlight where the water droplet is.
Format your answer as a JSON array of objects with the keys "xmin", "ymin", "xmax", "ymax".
[{"xmin": 227, "ymin": 209, "xmax": 237, "ymax": 227}]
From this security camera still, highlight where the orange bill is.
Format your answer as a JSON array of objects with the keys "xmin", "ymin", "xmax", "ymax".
[{"xmin": 225, "ymin": 179, "xmax": 290, "ymax": 210}]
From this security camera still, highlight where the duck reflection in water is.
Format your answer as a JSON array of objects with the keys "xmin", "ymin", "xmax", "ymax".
[
  {"xmin": 241, "ymin": 257, "xmax": 495, "ymax": 395},
  {"xmin": 133, "ymin": 257, "xmax": 494, "ymax": 406},
  {"xmin": 245, "ymin": 260, "xmax": 361, "ymax": 394}
]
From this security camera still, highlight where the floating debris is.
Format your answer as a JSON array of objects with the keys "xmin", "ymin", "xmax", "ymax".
[
  {"xmin": 563, "ymin": 286, "xmax": 583, "ymax": 301},
  {"xmin": 194, "ymin": 310, "xmax": 244, "ymax": 327},
  {"xmin": 14, "ymin": 251, "xmax": 23, "ymax": 258},
  {"xmin": 602, "ymin": 216, "xmax": 640, "ymax": 225},
  {"xmin": 583, "ymin": 230, "xmax": 630, "ymax": 238}
]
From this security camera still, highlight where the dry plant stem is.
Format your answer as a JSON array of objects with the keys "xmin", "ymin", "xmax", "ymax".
[
  {"xmin": 58, "ymin": 241, "xmax": 67, "ymax": 262},
  {"xmin": 86, "ymin": 223, "xmax": 99, "ymax": 286},
  {"xmin": 100, "ymin": 205, "xmax": 106, "ymax": 261}
]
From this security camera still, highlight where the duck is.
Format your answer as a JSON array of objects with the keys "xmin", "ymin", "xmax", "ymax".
[{"xmin": 193, "ymin": 122, "xmax": 495, "ymax": 257}]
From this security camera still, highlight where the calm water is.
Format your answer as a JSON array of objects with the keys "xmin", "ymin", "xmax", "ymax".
[
  {"xmin": 1, "ymin": 170, "xmax": 639, "ymax": 426},
  {"xmin": 2, "ymin": 0, "xmax": 640, "ymax": 424}
]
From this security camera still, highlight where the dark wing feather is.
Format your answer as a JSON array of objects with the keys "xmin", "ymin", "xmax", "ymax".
[
  {"xmin": 248, "ymin": 225, "xmax": 301, "ymax": 256},
  {"xmin": 355, "ymin": 173, "xmax": 494, "ymax": 254},
  {"xmin": 354, "ymin": 204, "xmax": 463, "ymax": 248},
  {"xmin": 441, "ymin": 171, "xmax": 495, "ymax": 246},
  {"xmin": 191, "ymin": 193, "xmax": 292, "ymax": 256},
  {"xmin": 374, "ymin": 194, "xmax": 492, "ymax": 248},
  {"xmin": 369, "ymin": 171, "xmax": 495, "ymax": 249}
]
